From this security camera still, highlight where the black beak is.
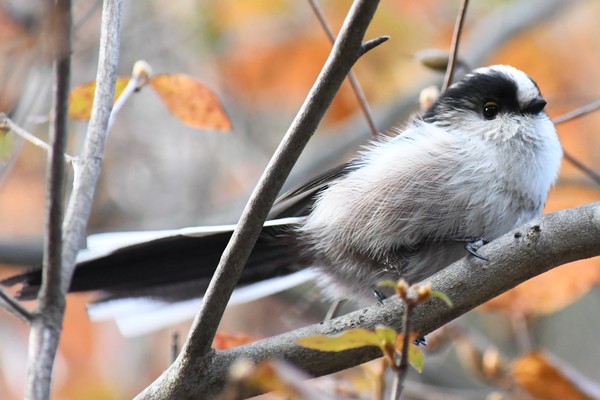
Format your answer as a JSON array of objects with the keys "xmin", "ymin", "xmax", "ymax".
[{"xmin": 522, "ymin": 97, "xmax": 547, "ymax": 115}]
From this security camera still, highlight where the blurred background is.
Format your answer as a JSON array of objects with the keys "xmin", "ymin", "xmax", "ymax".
[{"xmin": 0, "ymin": 0, "xmax": 599, "ymax": 398}]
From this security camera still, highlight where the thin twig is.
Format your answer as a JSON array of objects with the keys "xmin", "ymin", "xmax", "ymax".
[
  {"xmin": 170, "ymin": 332, "xmax": 180, "ymax": 365},
  {"xmin": 442, "ymin": 0, "xmax": 470, "ymax": 92},
  {"xmin": 0, "ymin": 286, "xmax": 33, "ymax": 323},
  {"xmin": 107, "ymin": 61, "xmax": 151, "ymax": 132},
  {"xmin": 391, "ymin": 301, "xmax": 414, "ymax": 400},
  {"xmin": 0, "ymin": 115, "xmax": 76, "ymax": 164},
  {"xmin": 552, "ymin": 99, "xmax": 600, "ymax": 125},
  {"xmin": 551, "ymin": 101, "xmax": 600, "ymax": 186},
  {"xmin": 25, "ymin": 0, "xmax": 71, "ymax": 398},
  {"xmin": 307, "ymin": 0, "xmax": 379, "ymax": 137},
  {"xmin": 563, "ymin": 149, "xmax": 600, "ymax": 186}
]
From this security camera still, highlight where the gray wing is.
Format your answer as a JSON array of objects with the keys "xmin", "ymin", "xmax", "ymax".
[{"xmin": 268, "ymin": 163, "xmax": 357, "ymax": 219}]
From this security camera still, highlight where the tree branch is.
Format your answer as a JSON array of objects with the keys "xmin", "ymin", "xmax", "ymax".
[
  {"xmin": 149, "ymin": 203, "xmax": 600, "ymax": 398},
  {"xmin": 135, "ymin": 0, "xmax": 383, "ymax": 398},
  {"xmin": 0, "ymin": 285, "xmax": 32, "ymax": 323},
  {"xmin": 307, "ymin": 0, "xmax": 380, "ymax": 137},
  {"xmin": 563, "ymin": 149, "xmax": 600, "ymax": 186},
  {"xmin": 442, "ymin": 0, "xmax": 469, "ymax": 92},
  {"xmin": 60, "ymin": 0, "xmax": 122, "ymax": 293},
  {"xmin": 552, "ymin": 99, "xmax": 600, "ymax": 125},
  {"xmin": 25, "ymin": 0, "xmax": 71, "ymax": 397},
  {"xmin": 25, "ymin": 0, "xmax": 123, "ymax": 398}
]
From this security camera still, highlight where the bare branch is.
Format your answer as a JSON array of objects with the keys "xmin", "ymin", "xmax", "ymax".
[
  {"xmin": 25, "ymin": 1, "xmax": 123, "ymax": 398},
  {"xmin": 553, "ymin": 99, "xmax": 600, "ymax": 125},
  {"xmin": 60, "ymin": 0, "xmax": 122, "ymax": 292},
  {"xmin": 0, "ymin": 285, "xmax": 32, "ymax": 323},
  {"xmin": 361, "ymin": 36, "xmax": 390, "ymax": 55},
  {"xmin": 25, "ymin": 0, "xmax": 71, "ymax": 397},
  {"xmin": 442, "ymin": 0, "xmax": 470, "ymax": 92},
  {"xmin": 392, "ymin": 300, "xmax": 414, "ymax": 400},
  {"xmin": 307, "ymin": 0, "xmax": 380, "ymax": 137},
  {"xmin": 563, "ymin": 150, "xmax": 600, "ymax": 186},
  {"xmin": 551, "ymin": 100, "xmax": 600, "ymax": 185},
  {"xmin": 0, "ymin": 115, "xmax": 75, "ymax": 164}
]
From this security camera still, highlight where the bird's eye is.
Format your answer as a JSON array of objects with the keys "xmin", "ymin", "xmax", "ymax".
[{"xmin": 483, "ymin": 101, "xmax": 500, "ymax": 120}]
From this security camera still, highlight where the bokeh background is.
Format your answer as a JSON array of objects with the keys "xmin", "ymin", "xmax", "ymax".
[{"xmin": 0, "ymin": 0, "xmax": 599, "ymax": 398}]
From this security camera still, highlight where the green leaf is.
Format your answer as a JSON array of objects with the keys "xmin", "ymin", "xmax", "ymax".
[
  {"xmin": 376, "ymin": 280, "xmax": 398, "ymax": 289},
  {"xmin": 375, "ymin": 326, "xmax": 398, "ymax": 344},
  {"xmin": 0, "ymin": 130, "xmax": 16, "ymax": 164},
  {"xmin": 408, "ymin": 344, "xmax": 425, "ymax": 373},
  {"xmin": 430, "ymin": 290, "xmax": 453, "ymax": 307},
  {"xmin": 297, "ymin": 328, "xmax": 382, "ymax": 352}
]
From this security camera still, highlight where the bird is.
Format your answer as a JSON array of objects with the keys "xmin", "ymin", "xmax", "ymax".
[{"xmin": 3, "ymin": 65, "xmax": 562, "ymax": 333}]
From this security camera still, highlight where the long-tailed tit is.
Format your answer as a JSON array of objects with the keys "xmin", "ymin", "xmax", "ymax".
[{"xmin": 4, "ymin": 65, "xmax": 562, "ymax": 316}]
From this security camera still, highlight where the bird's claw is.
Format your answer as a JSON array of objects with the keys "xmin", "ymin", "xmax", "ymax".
[
  {"xmin": 373, "ymin": 289, "xmax": 387, "ymax": 304},
  {"xmin": 455, "ymin": 236, "xmax": 490, "ymax": 261}
]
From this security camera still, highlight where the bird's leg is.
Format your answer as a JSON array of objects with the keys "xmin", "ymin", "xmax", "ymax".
[{"xmin": 373, "ymin": 289, "xmax": 387, "ymax": 304}]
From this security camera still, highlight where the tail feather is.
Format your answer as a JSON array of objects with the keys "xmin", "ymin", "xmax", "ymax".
[{"xmin": 2, "ymin": 217, "xmax": 305, "ymax": 302}]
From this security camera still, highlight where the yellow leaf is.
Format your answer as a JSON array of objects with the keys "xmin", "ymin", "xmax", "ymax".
[
  {"xmin": 68, "ymin": 77, "xmax": 129, "ymax": 120},
  {"xmin": 376, "ymin": 280, "xmax": 398, "ymax": 289},
  {"xmin": 150, "ymin": 74, "xmax": 232, "ymax": 131},
  {"xmin": 0, "ymin": 129, "xmax": 16, "ymax": 164},
  {"xmin": 408, "ymin": 344, "xmax": 425, "ymax": 373},
  {"xmin": 297, "ymin": 328, "xmax": 381, "ymax": 352},
  {"xmin": 374, "ymin": 326, "xmax": 397, "ymax": 344}
]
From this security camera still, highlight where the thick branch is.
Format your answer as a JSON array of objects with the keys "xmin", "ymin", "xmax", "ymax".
[{"xmin": 148, "ymin": 203, "xmax": 600, "ymax": 398}]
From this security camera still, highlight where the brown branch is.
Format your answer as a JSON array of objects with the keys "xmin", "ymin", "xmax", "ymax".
[
  {"xmin": 552, "ymin": 99, "xmax": 600, "ymax": 125},
  {"xmin": 307, "ymin": 0, "xmax": 380, "ymax": 137},
  {"xmin": 442, "ymin": 0, "xmax": 470, "ymax": 92},
  {"xmin": 0, "ymin": 285, "xmax": 32, "ymax": 323},
  {"xmin": 552, "ymin": 100, "xmax": 600, "ymax": 186},
  {"xmin": 25, "ymin": 0, "xmax": 71, "ymax": 397},
  {"xmin": 392, "ymin": 301, "xmax": 414, "ymax": 400},
  {"xmin": 563, "ymin": 149, "xmax": 600, "ymax": 186}
]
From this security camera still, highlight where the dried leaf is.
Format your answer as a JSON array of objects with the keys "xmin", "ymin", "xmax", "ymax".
[
  {"xmin": 512, "ymin": 351, "xmax": 597, "ymax": 400},
  {"xmin": 149, "ymin": 74, "xmax": 232, "ymax": 131},
  {"xmin": 212, "ymin": 331, "xmax": 257, "ymax": 350},
  {"xmin": 297, "ymin": 328, "xmax": 381, "ymax": 352},
  {"xmin": 68, "ymin": 77, "xmax": 129, "ymax": 120}
]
